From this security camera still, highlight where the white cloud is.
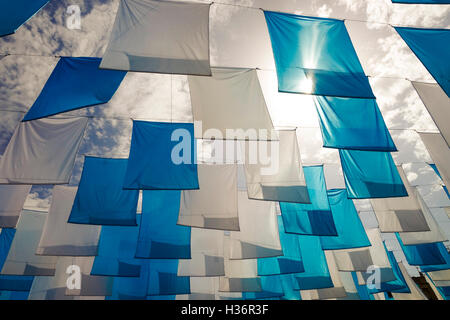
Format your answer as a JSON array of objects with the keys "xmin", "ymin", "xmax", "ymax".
[{"xmin": 316, "ymin": 4, "xmax": 333, "ymax": 18}]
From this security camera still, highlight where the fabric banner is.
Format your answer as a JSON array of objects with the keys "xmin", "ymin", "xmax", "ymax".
[
  {"xmin": 412, "ymin": 82, "xmax": 450, "ymax": 147},
  {"xmin": 0, "ymin": 291, "xmax": 29, "ymax": 300},
  {"xmin": 419, "ymin": 132, "xmax": 450, "ymax": 189},
  {"xmin": 0, "ymin": 0, "xmax": 49, "ymax": 36},
  {"xmin": 332, "ymin": 272, "xmax": 360, "ymax": 300},
  {"xmin": 280, "ymin": 166, "xmax": 337, "ymax": 236},
  {"xmin": 100, "ymin": 0, "xmax": 211, "ymax": 75},
  {"xmin": 178, "ymin": 277, "xmax": 218, "ymax": 301},
  {"xmin": 106, "ymin": 262, "xmax": 149, "ymax": 300},
  {"xmin": 91, "ymin": 215, "xmax": 142, "ymax": 277},
  {"xmin": 37, "ymin": 186, "xmax": 101, "ymax": 256},
  {"xmin": 257, "ymin": 216, "xmax": 305, "ymax": 276},
  {"xmin": 0, "ymin": 117, "xmax": 88, "ymax": 184},
  {"xmin": 275, "ymin": 274, "xmax": 302, "ymax": 300},
  {"xmin": 350, "ymin": 272, "xmax": 386, "ymax": 300},
  {"xmin": 391, "ymin": 263, "xmax": 427, "ymax": 300},
  {"xmin": 147, "ymin": 260, "xmax": 190, "ymax": 296},
  {"xmin": 0, "ymin": 185, "xmax": 31, "ymax": 228},
  {"xmin": 227, "ymin": 191, "xmax": 282, "ymax": 260},
  {"xmin": 177, "ymin": 228, "xmax": 225, "ymax": 277},
  {"xmin": 178, "ymin": 164, "xmax": 239, "ymax": 231},
  {"xmin": 428, "ymin": 164, "xmax": 450, "ymax": 198},
  {"xmin": 365, "ymin": 248, "xmax": 410, "ymax": 295},
  {"xmin": 220, "ymin": 253, "xmax": 261, "ymax": 292},
  {"xmin": 263, "ymin": 11, "xmax": 374, "ymax": 98},
  {"xmin": 123, "ymin": 121, "xmax": 199, "ymax": 190},
  {"xmin": 29, "ymin": 257, "xmax": 111, "ymax": 300},
  {"xmin": 397, "ymin": 189, "xmax": 447, "ymax": 245},
  {"xmin": 23, "ymin": 57, "xmax": 126, "ymax": 121},
  {"xmin": 397, "ymin": 234, "xmax": 449, "ymax": 270},
  {"xmin": 339, "ymin": 149, "xmax": 408, "ymax": 199},
  {"xmin": 65, "ymin": 257, "xmax": 112, "ymax": 297},
  {"xmin": 320, "ymin": 189, "xmax": 371, "ymax": 250},
  {"xmin": 242, "ymin": 130, "xmax": 310, "ymax": 203},
  {"xmin": 243, "ymin": 275, "xmax": 284, "ymax": 300},
  {"xmin": 428, "ymin": 269, "xmax": 450, "ymax": 283},
  {"xmin": 1, "ymin": 210, "xmax": 57, "ymax": 276},
  {"xmin": 300, "ymin": 251, "xmax": 346, "ymax": 300},
  {"xmin": 136, "ymin": 190, "xmax": 190, "ymax": 259},
  {"xmin": 0, "ymin": 228, "xmax": 34, "ymax": 291},
  {"xmin": 371, "ymin": 166, "xmax": 430, "ymax": 233},
  {"xmin": 293, "ymin": 235, "xmax": 333, "ymax": 290},
  {"xmin": 333, "ymin": 229, "xmax": 392, "ymax": 273},
  {"xmin": 189, "ymin": 68, "xmax": 275, "ymax": 140},
  {"xmin": 395, "ymin": 27, "xmax": 450, "ymax": 97},
  {"xmin": 69, "ymin": 157, "xmax": 139, "ymax": 226},
  {"xmin": 314, "ymin": 96, "xmax": 396, "ymax": 151}
]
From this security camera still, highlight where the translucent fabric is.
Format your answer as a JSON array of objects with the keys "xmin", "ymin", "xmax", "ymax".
[
  {"xmin": 100, "ymin": 0, "xmax": 211, "ymax": 75},
  {"xmin": 178, "ymin": 164, "xmax": 239, "ymax": 231},
  {"xmin": 333, "ymin": 229, "xmax": 392, "ymax": 273},
  {"xmin": 177, "ymin": 228, "xmax": 225, "ymax": 277},
  {"xmin": 227, "ymin": 192, "xmax": 282, "ymax": 260},
  {"xmin": 339, "ymin": 149, "xmax": 408, "ymax": 199},
  {"xmin": 257, "ymin": 216, "xmax": 305, "ymax": 276},
  {"xmin": 293, "ymin": 235, "xmax": 333, "ymax": 290},
  {"xmin": 242, "ymin": 130, "xmax": 309, "ymax": 203},
  {"xmin": 0, "ymin": 117, "xmax": 88, "ymax": 184},
  {"xmin": 23, "ymin": 57, "xmax": 126, "ymax": 121},
  {"xmin": 320, "ymin": 189, "xmax": 371, "ymax": 250},
  {"xmin": 1, "ymin": 210, "xmax": 57, "ymax": 276},
  {"xmin": 242, "ymin": 275, "xmax": 284, "ymax": 300},
  {"xmin": 427, "ymin": 269, "xmax": 450, "ymax": 287},
  {"xmin": 189, "ymin": 68, "xmax": 275, "ymax": 140},
  {"xmin": 396, "ymin": 233, "xmax": 449, "ymax": 269},
  {"xmin": 300, "ymin": 251, "xmax": 346, "ymax": 300},
  {"xmin": 220, "ymin": 256, "xmax": 261, "ymax": 292},
  {"xmin": 123, "ymin": 121, "xmax": 199, "ymax": 190},
  {"xmin": 136, "ymin": 190, "xmax": 190, "ymax": 259},
  {"xmin": 419, "ymin": 132, "xmax": 449, "ymax": 189},
  {"xmin": 280, "ymin": 166, "xmax": 337, "ymax": 236},
  {"xmin": 0, "ymin": 228, "xmax": 34, "ymax": 291},
  {"xmin": 28, "ymin": 257, "xmax": 112, "ymax": 299},
  {"xmin": 263, "ymin": 11, "xmax": 374, "ymax": 98},
  {"xmin": 37, "ymin": 186, "xmax": 101, "ymax": 256},
  {"xmin": 0, "ymin": 0, "xmax": 49, "ymax": 36},
  {"xmin": 91, "ymin": 215, "xmax": 142, "ymax": 277},
  {"xmin": 391, "ymin": 263, "xmax": 427, "ymax": 300},
  {"xmin": 371, "ymin": 166, "xmax": 430, "ymax": 233},
  {"xmin": 395, "ymin": 27, "xmax": 450, "ymax": 97},
  {"xmin": 314, "ymin": 96, "xmax": 396, "ymax": 151},
  {"xmin": 68, "ymin": 157, "xmax": 139, "ymax": 226},
  {"xmin": 0, "ymin": 185, "xmax": 31, "ymax": 228},
  {"xmin": 429, "ymin": 164, "xmax": 450, "ymax": 198},
  {"xmin": 412, "ymin": 82, "xmax": 450, "ymax": 147},
  {"xmin": 106, "ymin": 262, "xmax": 150, "ymax": 300},
  {"xmin": 332, "ymin": 272, "xmax": 360, "ymax": 300},
  {"xmin": 397, "ymin": 189, "xmax": 447, "ymax": 245},
  {"xmin": 147, "ymin": 260, "xmax": 190, "ymax": 296},
  {"xmin": 365, "ymin": 248, "xmax": 409, "ymax": 295}
]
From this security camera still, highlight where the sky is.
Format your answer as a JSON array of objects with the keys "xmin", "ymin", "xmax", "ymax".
[{"xmin": 0, "ymin": 0, "xmax": 449, "ymax": 277}]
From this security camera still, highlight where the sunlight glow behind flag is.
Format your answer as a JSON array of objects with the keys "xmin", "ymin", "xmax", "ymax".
[{"xmin": 264, "ymin": 11, "xmax": 375, "ymax": 98}]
